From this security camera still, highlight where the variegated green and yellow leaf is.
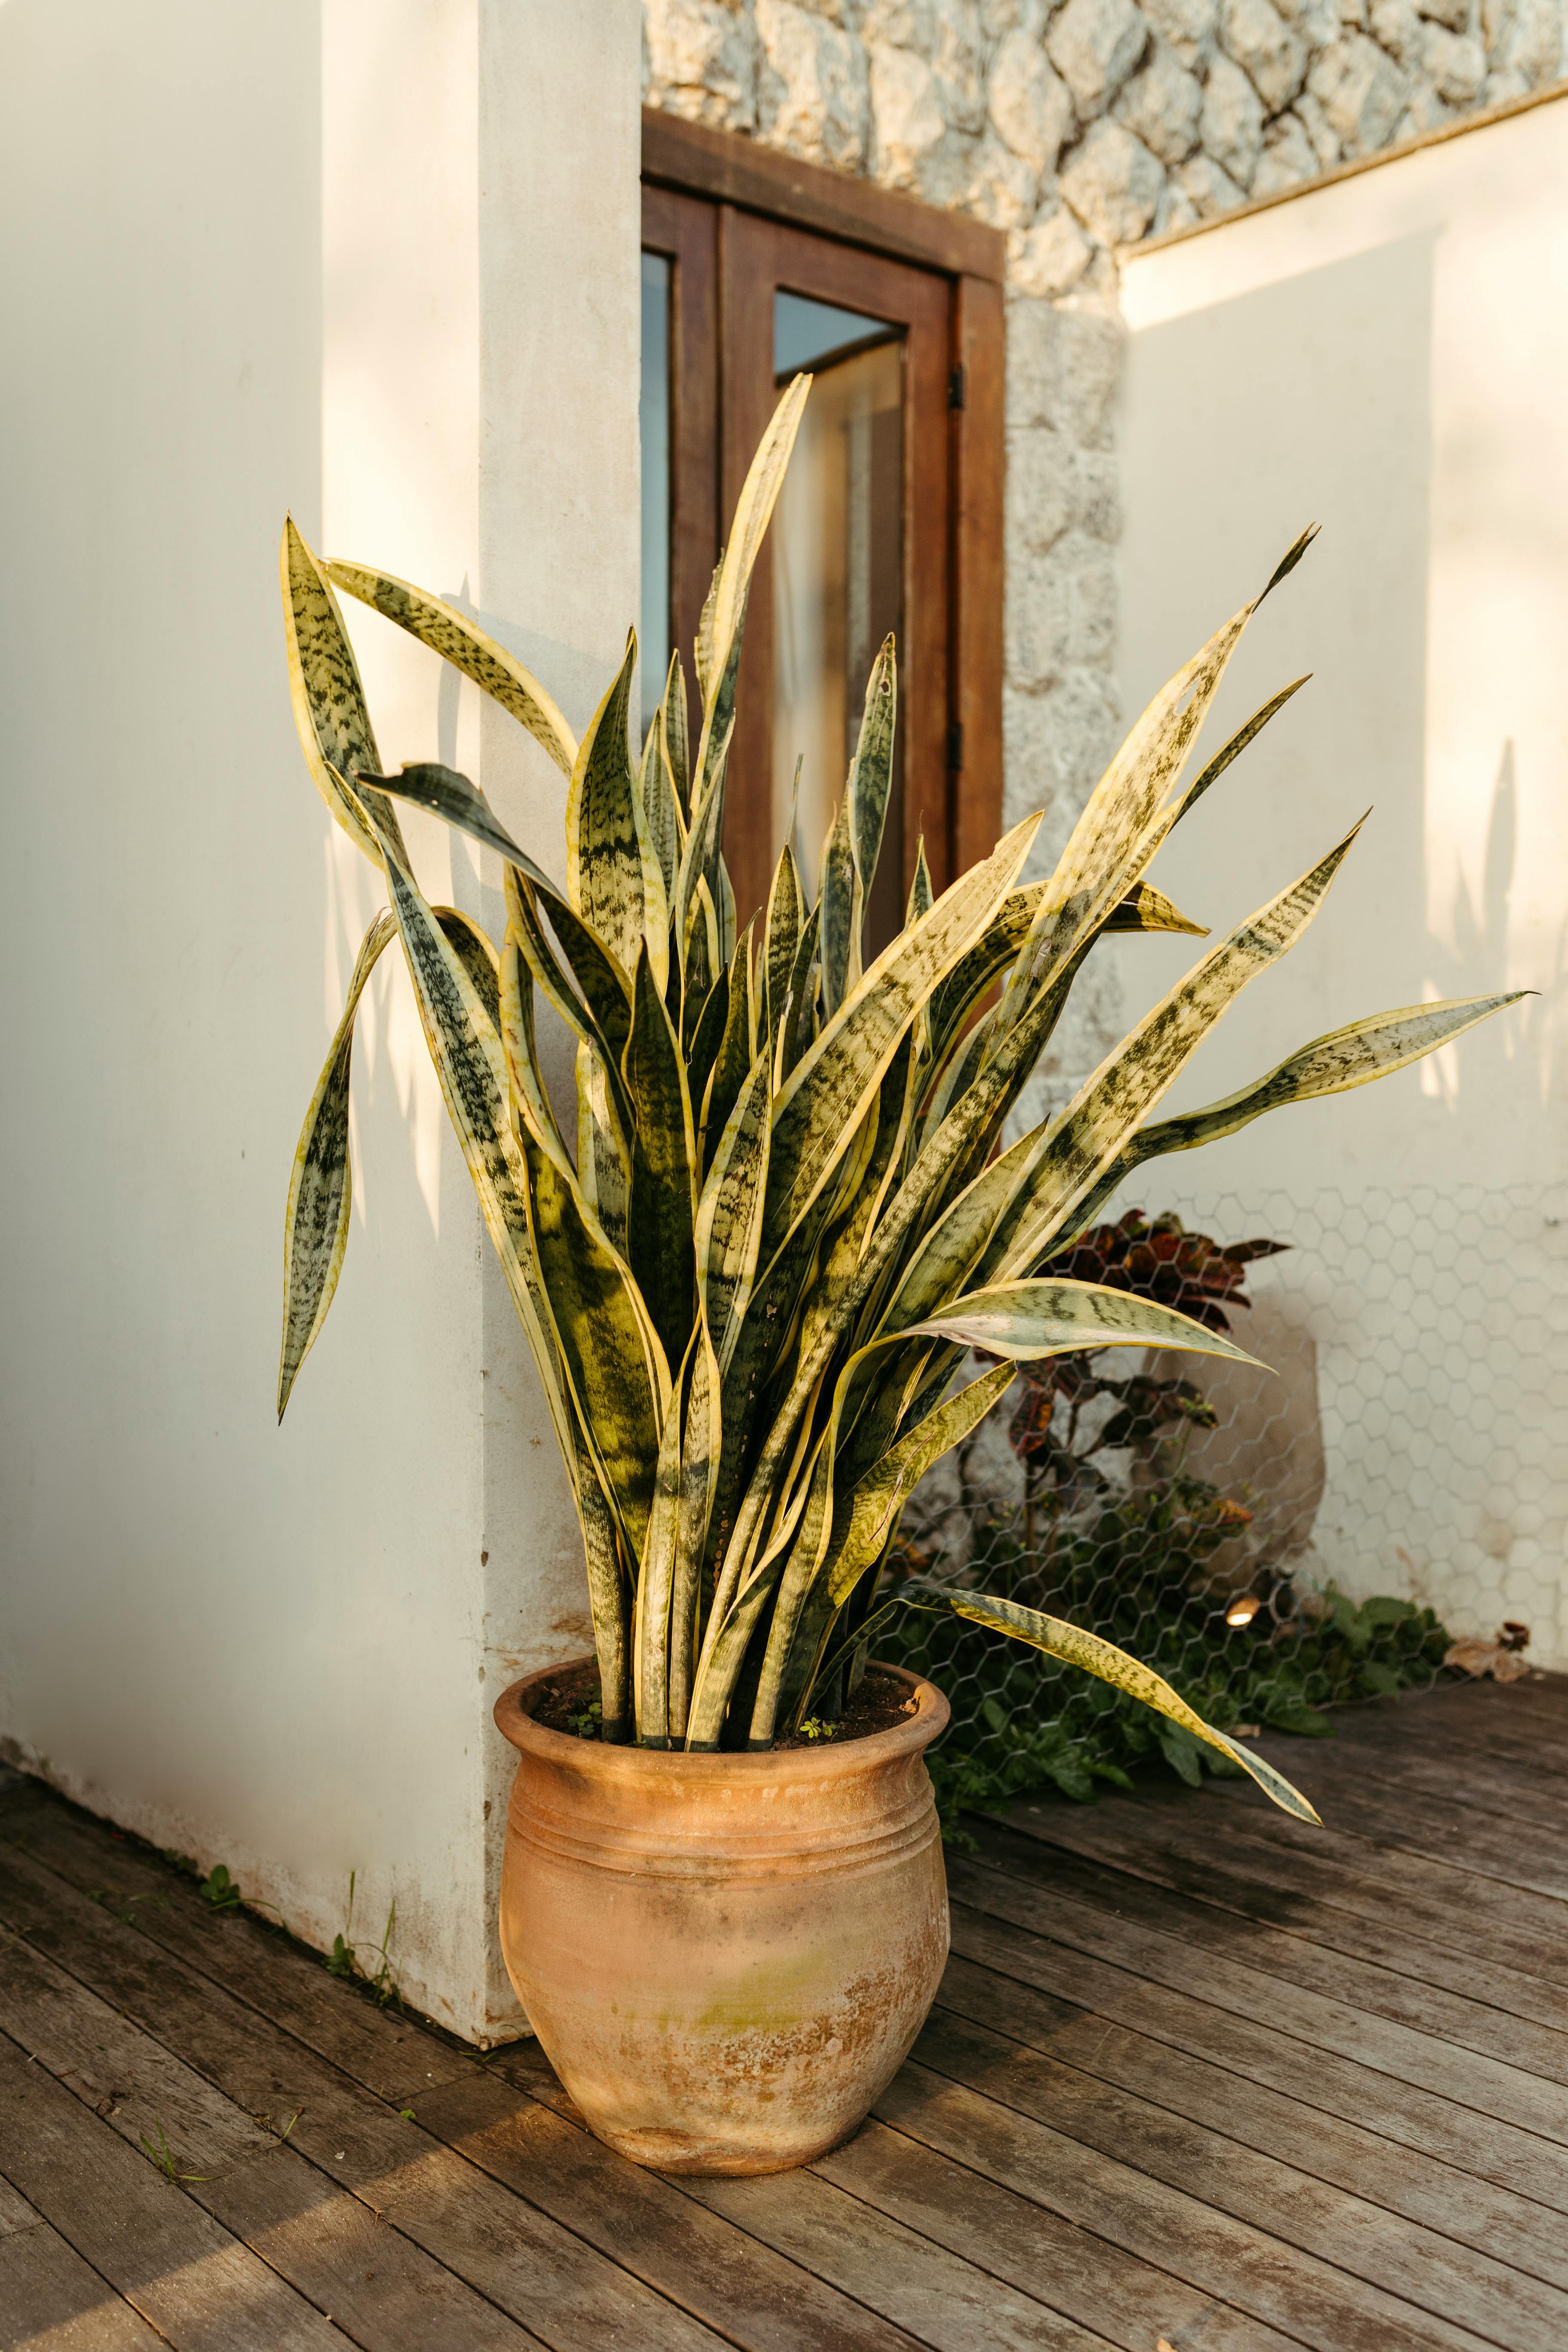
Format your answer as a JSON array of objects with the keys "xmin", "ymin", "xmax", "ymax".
[
  {"xmin": 502, "ymin": 861, "xmax": 633, "ymax": 1109},
  {"xmin": 361, "ymin": 760, "xmax": 637, "ymax": 1080},
  {"xmin": 662, "ymin": 651, "xmax": 692, "ymax": 821},
  {"xmin": 763, "ymin": 814, "xmax": 1041, "ymax": 1253},
  {"xmin": 702, "ymin": 374, "xmax": 811, "ymax": 721},
  {"xmin": 994, "ymin": 821, "xmax": 1364, "ymax": 1275},
  {"xmin": 1102, "ymin": 881, "xmax": 1208, "ymax": 935},
  {"xmin": 623, "ymin": 945, "xmax": 698, "ymax": 1371},
  {"xmin": 695, "ymin": 1052, "xmax": 771, "ymax": 1370},
  {"xmin": 908, "ymin": 1276, "xmax": 1267, "ymax": 1368},
  {"xmin": 995, "ymin": 551, "xmax": 1313, "ymax": 1043},
  {"xmin": 499, "ymin": 934, "xmax": 573, "ymax": 1171},
  {"xmin": 361, "ymin": 813, "xmax": 577, "ymax": 1488},
  {"xmin": 572, "ymin": 1426, "xmax": 632, "ymax": 1743},
  {"xmin": 818, "ymin": 795, "xmax": 861, "ymax": 1019},
  {"xmin": 903, "ymin": 1584, "xmax": 1320, "ymax": 1821},
  {"xmin": 775, "ymin": 902, "xmax": 820, "ymax": 1087},
  {"xmin": 763, "ymin": 837, "xmax": 802, "ymax": 1046},
  {"xmin": 637, "ymin": 703, "xmax": 681, "ymax": 911},
  {"xmin": 668, "ymin": 1320, "xmax": 720, "ymax": 1740},
  {"xmin": 576, "ymin": 1042, "xmax": 631, "ymax": 1255},
  {"xmin": 278, "ymin": 910, "xmax": 397, "ymax": 1419},
  {"xmin": 906, "ymin": 838, "xmax": 934, "ymax": 928},
  {"xmin": 1169, "ymin": 676, "xmax": 1309, "ymax": 830},
  {"xmin": 523, "ymin": 1126, "xmax": 665, "ymax": 1559},
  {"xmin": 1056, "ymin": 990, "xmax": 1528, "ymax": 1250},
  {"xmin": 848, "ymin": 636, "xmax": 897, "ymax": 900},
  {"xmin": 567, "ymin": 631, "xmax": 645, "ymax": 974},
  {"xmin": 635, "ymin": 1352, "xmax": 690, "ymax": 1747},
  {"xmin": 323, "ymin": 557, "xmax": 578, "ymax": 777},
  {"xmin": 280, "ymin": 518, "xmax": 406, "ymax": 865},
  {"xmin": 822, "ymin": 1365, "xmax": 1015, "ymax": 1611}
]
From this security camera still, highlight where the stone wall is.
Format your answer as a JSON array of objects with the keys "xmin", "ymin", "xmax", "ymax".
[{"xmin": 642, "ymin": 0, "xmax": 1565, "ymax": 1098}]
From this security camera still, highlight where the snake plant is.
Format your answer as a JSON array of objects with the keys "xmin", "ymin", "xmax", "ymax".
[{"xmin": 276, "ymin": 376, "xmax": 1517, "ymax": 1825}]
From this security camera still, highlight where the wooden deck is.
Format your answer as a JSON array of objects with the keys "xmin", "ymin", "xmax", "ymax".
[{"xmin": 3, "ymin": 1674, "xmax": 1567, "ymax": 2352}]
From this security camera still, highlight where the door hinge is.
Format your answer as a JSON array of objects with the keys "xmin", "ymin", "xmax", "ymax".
[
  {"xmin": 946, "ymin": 720, "xmax": 964, "ymax": 772},
  {"xmin": 948, "ymin": 364, "xmax": 966, "ymax": 410}
]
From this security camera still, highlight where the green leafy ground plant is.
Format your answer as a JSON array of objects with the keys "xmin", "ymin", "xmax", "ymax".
[{"xmin": 276, "ymin": 377, "xmax": 1519, "ymax": 1827}]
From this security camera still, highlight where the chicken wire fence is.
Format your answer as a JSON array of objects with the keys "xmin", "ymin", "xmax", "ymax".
[{"xmin": 882, "ymin": 1180, "xmax": 1567, "ymax": 1801}]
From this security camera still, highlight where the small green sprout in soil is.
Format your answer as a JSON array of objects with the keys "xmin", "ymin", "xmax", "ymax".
[
  {"xmin": 326, "ymin": 1870, "xmax": 402, "ymax": 2007},
  {"xmin": 797, "ymin": 1718, "xmax": 837, "ymax": 1743}
]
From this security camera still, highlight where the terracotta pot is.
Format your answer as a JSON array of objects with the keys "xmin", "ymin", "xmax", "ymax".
[{"xmin": 492, "ymin": 1659, "xmax": 949, "ymax": 2175}]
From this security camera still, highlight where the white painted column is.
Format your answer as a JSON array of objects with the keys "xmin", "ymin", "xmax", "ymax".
[{"xmin": 0, "ymin": 0, "xmax": 640, "ymax": 2041}]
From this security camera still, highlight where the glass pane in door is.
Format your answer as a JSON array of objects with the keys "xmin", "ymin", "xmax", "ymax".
[
  {"xmin": 771, "ymin": 293, "xmax": 904, "ymax": 938},
  {"xmin": 640, "ymin": 251, "xmax": 672, "ymax": 744}
]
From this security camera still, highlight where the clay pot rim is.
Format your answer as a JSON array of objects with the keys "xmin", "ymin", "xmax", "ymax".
[{"xmin": 493, "ymin": 1656, "xmax": 949, "ymax": 1779}]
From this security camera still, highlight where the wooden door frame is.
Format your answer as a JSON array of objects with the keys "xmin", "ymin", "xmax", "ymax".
[{"xmin": 641, "ymin": 110, "xmax": 1006, "ymax": 913}]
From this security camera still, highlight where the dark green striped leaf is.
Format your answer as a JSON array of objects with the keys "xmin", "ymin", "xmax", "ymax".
[
  {"xmin": 278, "ymin": 910, "xmax": 397, "ymax": 1419},
  {"xmin": 623, "ymin": 946, "xmax": 698, "ymax": 1372},
  {"xmin": 902, "ymin": 1584, "xmax": 1319, "ymax": 1821},
  {"xmin": 323, "ymin": 557, "xmax": 577, "ymax": 777}
]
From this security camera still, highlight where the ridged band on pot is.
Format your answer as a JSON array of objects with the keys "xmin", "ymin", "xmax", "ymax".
[{"xmin": 493, "ymin": 1660, "xmax": 950, "ymax": 2176}]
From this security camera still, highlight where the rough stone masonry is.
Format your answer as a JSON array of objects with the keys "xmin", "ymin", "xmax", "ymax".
[{"xmin": 643, "ymin": 0, "xmax": 1564, "ymax": 1099}]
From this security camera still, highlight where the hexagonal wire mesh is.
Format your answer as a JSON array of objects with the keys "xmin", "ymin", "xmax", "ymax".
[{"xmin": 882, "ymin": 1181, "xmax": 1568, "ymax": 1808}]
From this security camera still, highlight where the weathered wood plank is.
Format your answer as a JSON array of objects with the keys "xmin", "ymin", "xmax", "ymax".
[
  {"xmin": 812, "ymin": 2119, "xmax": 1305, "ymax": 2352},
  {"xmin": 1227, "ymin": 1737, "xmax": 1568, "ymax": 1903},
  {"xmin": 0, "ymin": 2030, "xmax": 343, "ymax": 2350},
  {"xmin": 943, "ymin": 1897, "xmax": 1568, "ymax": 2214},
  {"xmin": 1200, "ymin": 1773, "xmax": 1568, "ymax": 1945},
  {"xmin": 1316, "ymin": 1703, "xmax": 1568, "ymax": 1834},
  {"xmin": 0, "ymin": 1775, "xmax": 472, "ymax": 2109},
  {"xmin": 501, "ymin": 2037, "xmax": 1262, "ymax": 2352},
  {"xmin": 910, "ymin": 2000, "xmax": 1568, "ymax": 2348},
  {"xmin": 992, "ymin": 1788, "xmax": 1568, "ymax": 2041},
  {"xmin": 0, "ymin": 1804, "xmax": 975, "ymax": 2352},
  {"xmin": 934, "ymin": 1951, "xmax": 1568, "ymax": 2291},
  {"xmin": 948, "ymin": 1854, "xmax": 1568, "ymax": 2153},
  {"xmin": 874, "ymin": 2061, "xmax": 1500, "ymax": 2352},
  {"xmin": 1004, "ymin": 1782, "xmax": 1568, "ymax": 1988},
  {"xmin": 0, "ymin": 1846, "xmax": 728, "ymax": 2352},
  {"xmin": 686, "ymin": 2159, "xmax": 1117, "ymax": 2352},
  {"xmin": 3, "ymin": 1774, "xmax": 1143, "ymax": 2351},
  {"xmin": 966, "ymin": 1818, "xmax": 1568, "ymax": 2086},
  {"xmin": 418, "ymin": 2063, "xmax": 929, "ymax": 2352},
  {"xmin": 0, "ymin": 1923, "xmax": 543, "ymax": 2350},
  {"xmin": 0, "ymin": 2171, "xmax": 167, "ymax": 2351}
]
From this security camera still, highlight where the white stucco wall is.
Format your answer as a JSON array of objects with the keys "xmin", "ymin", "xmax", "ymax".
[
  {"xmin": 1112, "ymin": 95, "xmax": 1568, "ymax": 1663},
  {"xmin": 0, "ymin": 0, "xmax": 640, "ymax": 2039}
]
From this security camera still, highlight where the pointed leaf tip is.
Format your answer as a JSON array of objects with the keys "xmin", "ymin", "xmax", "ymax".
[{"xmin": 1260, "ymin": 524, "xmax": 1320, "ymax": 604}]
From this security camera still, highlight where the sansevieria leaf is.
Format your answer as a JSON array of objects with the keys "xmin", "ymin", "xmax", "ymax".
[
  {"xmin": 279, "ymin": 900, "xmax": 508, "ymax": 1420},
  {"xmin": 623, "ymin": 946, "xmax": 698, "ymax": 1372},
  {"xmin": 763, "ymin": 813, "xmax": 1041, "ymax": 1252},
  {"xmin": 324, "ymin": 558, "xmax": 578, "ymax": 778},
  {"xmin": 905, "ymin": 1584, "xmax": 1320, "ymax": 1822},
  {"xmin": 993, "ymin": 819, "xmax": 1365, "ymax": 1275},
  {"xmin": 280, "ymin": 519, "xmax": 407, "ymax": 867},
  {"xmin": 278, "ymin": 390, "xmax": 1516, "ymax": 1787},
  {"xmin": 567, "ymin": 631, "xmax": 645, "ymax": 976},
  {"xmin": 908, "ymin": 1277, "xmax": 1266, "ymax": 1367},
  {"xmin": 278, "ymin": 910, "xmax": 396, "ymax": 1419}
]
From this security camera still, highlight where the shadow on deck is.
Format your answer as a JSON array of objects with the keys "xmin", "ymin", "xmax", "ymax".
[{"xmin": 2, "ymin": 1673, "xmax": 1566, "ymax": 2351}]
